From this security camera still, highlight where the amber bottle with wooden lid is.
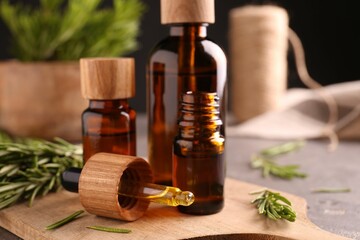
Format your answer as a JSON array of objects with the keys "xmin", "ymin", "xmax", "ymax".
[
  {"xmin": 147, "ymin": 0, "xmax": 227, "ymax": 185},
  {"xmin": 80, "ymin": 58, "xmax": 136, "ymax": 163}
]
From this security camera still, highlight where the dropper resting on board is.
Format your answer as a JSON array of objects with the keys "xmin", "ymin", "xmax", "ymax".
[
  {"xmin": 65, "ymin": 152, "xmax": 193, "ymax": 221},
  {"xmin": 62, "ymin": 167, "xmax": 195, "ymax": 207}
]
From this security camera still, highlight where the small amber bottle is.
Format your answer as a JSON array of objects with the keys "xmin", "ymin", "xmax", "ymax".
[
  {"xmin": 80, "ymin": 58, "xmax": 136, "ymax": 163},
  {"xmin": 173, "ymin": 91, "xmax": 225, "ymax": 215},
  {"xmin": 147, "ymin": 0, "xmax": 227, "ymax": 185}
]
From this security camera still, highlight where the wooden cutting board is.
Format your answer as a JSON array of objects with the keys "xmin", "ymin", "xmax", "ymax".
[{"xmin": 0, "ymin": 178, "xmax": 348, "ymax": 240}]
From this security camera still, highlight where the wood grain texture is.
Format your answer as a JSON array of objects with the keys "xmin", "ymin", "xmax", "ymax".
[
  {"xmin": 0, "ymin": 61, "xmax": 87, "ymax": 141},
  {"xmin": 0, "ymin": 178, "xmax": 348, "ymax": 240},
  {"xmin": 161, "ymin": 0, "xmax": 215, "ymax": 24},
  {"xmin": 79, "ymin": 153, "xmax": 153, "ymax": 221},
  {"xmin": 80, "ymin": 58, "xmax": 135, "ymax": 100}
]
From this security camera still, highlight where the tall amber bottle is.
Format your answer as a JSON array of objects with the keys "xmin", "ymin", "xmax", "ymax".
[
  {"xmin": 80, "ymin": 58, "xmax": 136, "ymax": 163},
  {"xmin": 173, "ymin": 92, "xmax": 225, "ymax": 215},
  {"xmin": 147, "ymin": 0, "xmax": 227, "ymax": 185}
]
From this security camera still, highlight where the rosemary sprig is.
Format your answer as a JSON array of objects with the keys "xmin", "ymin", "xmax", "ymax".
[
  {"xmin": 250, "ymin": 189, "xmax": 296, "ymax": 222},
  {"xmin": 46, "ymin": 210, "xmax": 84, "ymax": 230},
  {"xmin": 251, "ymin": 141, "xmax": 307, "ymax": 179},
  {"xmin": 87, "ymin": 225, "xmax": 131, "ymax": 233},
  {"xmin": 260, "ymin": 141, "xmax": 305, "ymax": 157},
  {"xmin": 0, "ymin": 133, "xmax": 82, "ymax": 209},
  {"xmin": 251, "ymin": 156, "xmax": 307, "ymax": 179}
]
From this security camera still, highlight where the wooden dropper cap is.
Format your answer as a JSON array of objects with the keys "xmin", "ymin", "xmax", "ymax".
[
  {"xmin": 161, "ymin": 0, "xmax": 215, "ymax": 24},
  {"xmin": 79, "ymin": 153, "xmax": 153, "ymax": 221},
  {"xmin": 80, "ymin": 58, "xmax": 135, "ymax": 100}
]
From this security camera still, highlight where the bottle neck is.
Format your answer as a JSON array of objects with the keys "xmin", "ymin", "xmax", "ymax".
[
  {"xmin": 178, "ymin": 92, "xmax": 222, "ymax": 139},
  {"xmin": 169, "ymin": 23, "xmax": 208, "ymax": 38},
  {"xmin": 88, "ymin": 99, "xmax": 129, "ymax": 109}
]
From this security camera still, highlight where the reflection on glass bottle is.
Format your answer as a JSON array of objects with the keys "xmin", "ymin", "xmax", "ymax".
[{"xmin": 148, "ymin": 62, "xmax": 175, "ymax": 185}]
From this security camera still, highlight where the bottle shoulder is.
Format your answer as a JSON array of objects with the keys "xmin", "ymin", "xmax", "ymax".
[
  {"xmin": 148, "ymin": 36, "xmax": 226, "ymax": 63},
  {"xmin": 148, "ymin": 37, "xmax": 178, "ymax": 56},
  {"xmin": 201, "ymin": 38, "xmax": 227, "ymax": 59},
  {"xmin": 82, "ymin": 107, "xmax": 135, "ymax": 119}
]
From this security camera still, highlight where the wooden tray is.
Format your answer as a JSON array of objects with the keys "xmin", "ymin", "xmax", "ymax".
[{"xmin": 0, "ymin": 178, "xmax": 348, "ymax": 240}]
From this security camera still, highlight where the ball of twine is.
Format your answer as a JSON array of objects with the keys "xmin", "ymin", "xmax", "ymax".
[{"xmin": 229, "ymin": 5, "xmax": 289, "ymax": 122}]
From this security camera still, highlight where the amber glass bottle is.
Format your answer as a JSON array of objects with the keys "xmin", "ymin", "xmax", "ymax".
[
  {"xmin": 80, "ymin": 58, "xmax": 136, "ymax": 163},
  {"xmin": 147, "ymin": 0, "xmax": 227, "ymax": 185},
  {"xmin": 173, "ymin": 92, "xmax": 225, "ymax": 215}
]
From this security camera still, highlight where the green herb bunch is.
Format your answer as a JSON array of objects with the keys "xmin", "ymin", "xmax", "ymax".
[
  {"xmin": 251, "ymin": 141, "xmax": 307, "ymax": 179},
  {"xmin": 0, "ymin": 133, "xmax": 82, "ymax": 209},
  {"xmin": 0, "ymin": 0, "xmax": 145, "ymax": 61},
  {"xmin": 250, "ymin": 189, "xmax": 296, "ymax": 222}
]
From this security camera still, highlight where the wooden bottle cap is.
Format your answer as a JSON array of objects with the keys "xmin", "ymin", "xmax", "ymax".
[
  {"xmin": 161, "ymin": 0, "xmax": 215, "ymax": 24},
  {"xmin": 80, "ymin": 58, "xmax": 135, "ymax": 100},
  {"xmin": 79, "ymin": 153, "xmax": 153, "ymax": 221}
]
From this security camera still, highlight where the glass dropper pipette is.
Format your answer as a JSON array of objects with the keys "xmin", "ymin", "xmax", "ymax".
[{"xmin": 61, "ymin": 168, "xmax": 194, "ymax": 207}]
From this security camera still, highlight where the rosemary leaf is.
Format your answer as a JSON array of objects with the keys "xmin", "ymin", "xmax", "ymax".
[
  {"xmin": 250, "ymin": 189, "xmax": 296, "ymax": 222},
  {"xmin": 46, "ymin": 210, "xmax": 84, "ymax": 230},
  {"xmin": 0, "ymin": 164, "xmax": 18, "ymax": 176},
  {"xmin": 0, "ymin": 182, "xmax": 28, "ymax": 193},
  {"xmin": 42, "ymin": 177, "xmax": 56, "ymax": 197},
  {"xmin": 86, "ymin": 225, "xmax": 132, "ymax": 234},
  {"xmin": 0, "ymin": 192, "xmax": 23, "ymax": 209},
  {"xmin": 29, "ymin": 185, "xmax": 42, "ymax": 207},
  {"xmin": 311, "ymin": 188, "xmax": 351, "ymax": 193}
]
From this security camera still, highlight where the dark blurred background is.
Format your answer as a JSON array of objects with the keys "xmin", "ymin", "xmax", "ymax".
[{"xmin": 1, "ymin": 1, "xmax": 359, "ymax": 112}]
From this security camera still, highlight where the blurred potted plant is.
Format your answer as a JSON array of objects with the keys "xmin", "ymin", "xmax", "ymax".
[{"xmin": 0, "ymin": 0, "xmax": 145, "ymax": 141}]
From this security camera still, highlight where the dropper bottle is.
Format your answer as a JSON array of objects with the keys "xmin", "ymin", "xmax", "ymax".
[
  {"xmin": 62, "ymin": 167, "xmax": 194, "ymax": 207},
  {"xmin": 147, "ymin": 0, "xmax": 227, "ymax": 185},
  {"xmin": 80, "ymin": 58, "xmax": 136, "ymax": 163},
  {"xmin": 173, "ymin": 91, "xmax": 225, "ymax": 215}
]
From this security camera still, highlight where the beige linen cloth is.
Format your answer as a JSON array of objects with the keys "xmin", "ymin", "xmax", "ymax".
[{"xmin": 228, "ymin": 81, "xmax": 360, "ymax": 140}]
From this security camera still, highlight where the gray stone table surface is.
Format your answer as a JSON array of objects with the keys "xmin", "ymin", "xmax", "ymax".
[
  {"xmin": 1, "ymin": 115, "xmax": 359, "ymax": 239},
  {"xmin": 225, "ymin": 137, "xmax": 360, "ymax": 240}
]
